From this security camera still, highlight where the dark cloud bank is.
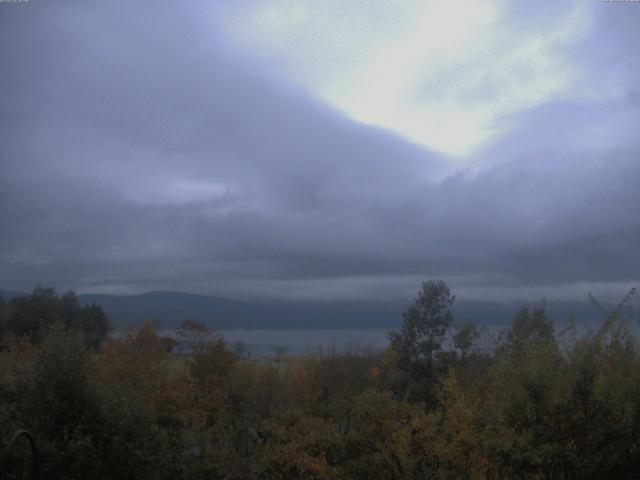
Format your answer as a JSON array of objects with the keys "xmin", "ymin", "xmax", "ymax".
[{"xmin": 1, "ymin": 1, "xmax": 639, "ymax": 306}]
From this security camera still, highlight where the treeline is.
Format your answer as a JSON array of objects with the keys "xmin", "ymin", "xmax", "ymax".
[
  {"xmin": 0, "ymin": 282, "xmax": 639, "ymax": 479},
  {"xmin": 0, "ymin": 286, "xmax": 109, "ymax": 347}
]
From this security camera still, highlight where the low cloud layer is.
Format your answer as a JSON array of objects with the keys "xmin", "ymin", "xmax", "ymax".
[{"xmin": 1, "ymin": 1, "xmax": 639, "ymax": 303}]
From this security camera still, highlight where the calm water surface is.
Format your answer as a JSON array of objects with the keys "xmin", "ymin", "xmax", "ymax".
[
  {"xmin": 136, "ymin": 319, "xmax": 639, "ymax": 357},
  {"xmin": 216, "ymin": 328, "xmax": 393, "ymax": 356}
]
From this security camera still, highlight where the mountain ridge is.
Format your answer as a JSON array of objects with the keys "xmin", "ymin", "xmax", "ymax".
[{"xmin": 2, "ymin": 287, "xmax": 626, "ymax": 329}]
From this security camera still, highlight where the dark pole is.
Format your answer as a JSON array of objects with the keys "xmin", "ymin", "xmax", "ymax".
[{"xmin": 6, "ymin": 429, "xmax": 38, "ymax": 480}]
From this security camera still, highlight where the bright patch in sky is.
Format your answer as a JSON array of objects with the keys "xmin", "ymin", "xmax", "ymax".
[
  {"xmin": 124, "ymin": 179, "xmax": 230, "ymax": 206},
  {"xmin": 229, "ymin": 0, "xmax": 592, "ymax": 158}
]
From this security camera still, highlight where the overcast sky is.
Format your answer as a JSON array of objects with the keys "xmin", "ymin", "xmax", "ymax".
[{"xmin": 1, "ymin": 0, "xmax": 639, "ymax": 303}]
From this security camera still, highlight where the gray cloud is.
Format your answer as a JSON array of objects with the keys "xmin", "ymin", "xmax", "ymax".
[{"xmin": 1, "ymin": 0, "xmax": 639, "ymax": 303}]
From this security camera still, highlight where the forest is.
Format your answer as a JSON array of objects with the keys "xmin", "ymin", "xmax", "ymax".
[{"xmin": 1, "ymin": 281, "xmax": 639, "ymax": 479}]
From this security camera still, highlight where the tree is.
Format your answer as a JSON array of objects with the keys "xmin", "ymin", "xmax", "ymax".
[
  {"xmin": 6, "ymin": 288, "xmax": 109, "ymax": 347},
  {"xmin": 18, "ymin": 324, "xmax": 104, "ymax": 479},
  {"xmin": 453, "ymin": 321, "xmax": 481, "ymax": 360},
  {"xmin": 6, "ymin": 287, "xmax": 62, "ymax": 341},
  {"xmin": 175, "ymin": 318, "xmax": 211, "ymax": 352},
  {"xmin": 389, "ymin": 280, "xmax": 455, "ymax": 405},
  {"xmin": 499, "ymin": 303, "xmax": 555, "ymax": 356},
  {"xmin": 0, "ymin": 296, "xmax": 8, "ymax": 341},
  {"xmin": 274, "ymin": 345, "xmax": 288, "ymax": 363},
  {"xmin": 232, "ymin": 339, "xmax": 251, "ymax": 359},
  {"xmin": 61, "ymin": 291, "xmax": 110, "ymax": 348},
  {"xmin": 189, "ymin": 338, "xmax": 237, "ymax": 391}
]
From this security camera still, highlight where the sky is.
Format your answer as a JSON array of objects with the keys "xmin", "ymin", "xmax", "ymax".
[{"xmin": 1, "ymin": 0, "xmax": 639, "ymax": 304}]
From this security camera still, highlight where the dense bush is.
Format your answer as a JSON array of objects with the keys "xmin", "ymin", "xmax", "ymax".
[{"xmin": 1, "ymin": 282, "xmax": 639, "ymax": 479}]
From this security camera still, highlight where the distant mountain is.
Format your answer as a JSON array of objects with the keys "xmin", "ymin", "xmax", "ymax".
[
  {"xmin": 73, "ymin": 292, "xmax": 626, "ymax": 329},
  {"xmin": 0, "ymin": 288, "xmax": 26, "ymax": 302},
  {"xmin": 1, "ymin": 288, "xmax": 632, "ymax": 329},
  {"xmin": 79, "ymin": 291, "xmax": 269, "ymax": 329},
  {"xmin": 77, "ymin": 291, "xmax": 404, "ymax": 329}
]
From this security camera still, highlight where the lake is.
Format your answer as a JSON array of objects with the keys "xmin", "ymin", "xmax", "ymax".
[
  {"xmin": 130, "ymin": 318, "xmax": 639, "ymax": 357},
  {"xmin": 215, "ymin": 328, "xmax": 394, "ymax": 356}
]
